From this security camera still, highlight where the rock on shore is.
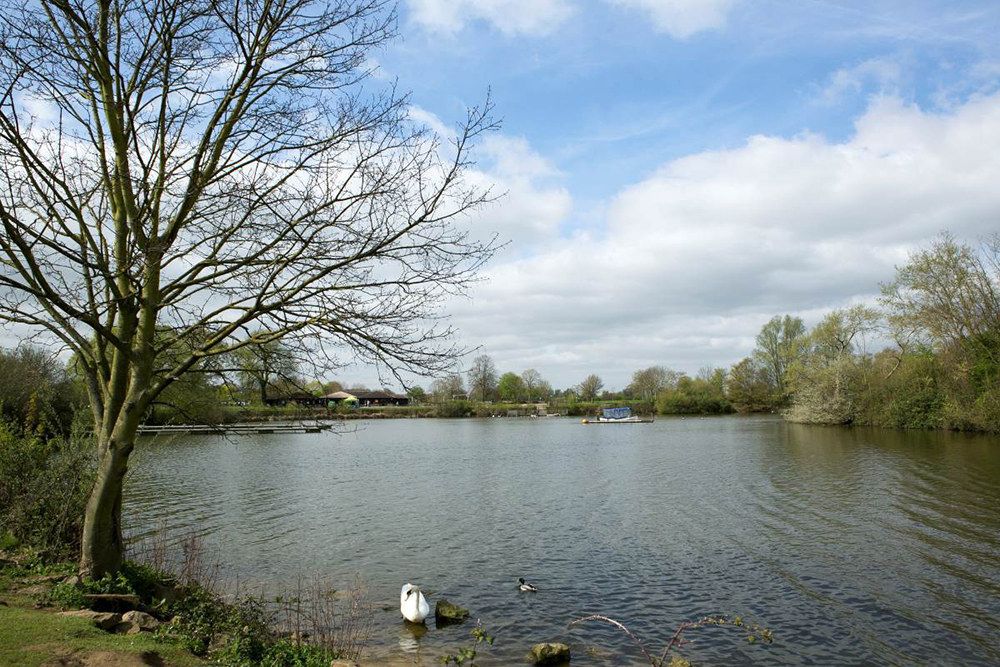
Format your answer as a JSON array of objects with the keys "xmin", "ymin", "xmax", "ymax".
[{"xmin": 528, "ymin": 642, "xmax": 571, "ymax": 665}]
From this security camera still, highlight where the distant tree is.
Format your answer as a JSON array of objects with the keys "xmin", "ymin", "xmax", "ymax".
[
  {"xmin": 881, "ymin": 233, "xmax": 1000, "ymax": 368},
  {"xmin": 431, "ymin": 374, "xmax": 466, "ymax": 401},
  {"xmin": 407, "ymin": 386, "xmax": 427, "ymax": 403},
  {"xmin": 753, "ymin": 315, "xmax": 807, "ymax": 404},
  {"xmin": 521, "ymin": 368, "xmax": 544, "ymax": 401},
  {"xmin": 578, "ymin": 374, "xmax": 604, "ymax": 401},
  {"xmin": 467, "ymin": 355, "xmax": 498, "ymax": 402},
  {"xmin": 657, "ymin": 374, "xmax": 733, "ymax": 415},
  {"xmin": 699, "ymin": 366, "xmax": 728, "ymax": 394},
  {"xmin": 323, "ymin": 381, "xmax": 345, "ymax": 395},
  {"xmin": 536, "ymin": 380, "xmax": 554, "ymax": 401},
  {"xmin": 787, "ymin": 305, "xmax": 881, "ymax": 424},
  {"xmin": 727, "ymin": 357, "xmax": 771, "ymax": 412},
  {"xmin": 497, "ymin": 372, "xmax": 525, "ymax": 402},
  {"xmin": 304, "ymin": 380, "xmax": 326, "ymax": 395},
  {"xmin": 235, "ymin": 340, "xmax": 300, "ymax": 404},
  {"xmin": 0, "ymin": 345, "xmax": 79, "ymax": 434},
  {"xmin": 628, "ymin": 366, "xmax": 680, "ymax": 401}
]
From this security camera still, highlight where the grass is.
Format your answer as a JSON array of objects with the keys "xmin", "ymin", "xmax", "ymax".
[
  {"xmin": 0, "ymin": 552, "xmax": 202, "ymax": 667},
  {"xmin": 1, "ymin": 540, "xmax": 373, "ymax": 667},
  {"xmin": 0, "ymin": 603, "xmax": 204, "ymax": 667}
]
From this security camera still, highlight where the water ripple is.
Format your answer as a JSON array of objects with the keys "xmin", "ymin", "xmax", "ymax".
[{"xmin": 125, "ymin": 417, "xmax": 1000, "ymax": 665}]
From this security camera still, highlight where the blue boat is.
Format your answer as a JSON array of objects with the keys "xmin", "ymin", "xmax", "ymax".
[{"xmin": 581, "ymin": 406, "xmax": 653, "ymax": 424}]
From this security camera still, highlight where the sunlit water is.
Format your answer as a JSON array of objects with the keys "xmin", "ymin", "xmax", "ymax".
[{"xmin": 125, "ymin": 416, "xmax": 1000, "ymax": 665}]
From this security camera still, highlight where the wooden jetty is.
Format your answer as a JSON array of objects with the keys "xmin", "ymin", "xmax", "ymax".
[{"xmin": 137, "ymin": 422, "xmax": 332, "ymax": 436}]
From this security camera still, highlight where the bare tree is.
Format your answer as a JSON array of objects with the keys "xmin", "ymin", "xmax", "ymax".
[
  {"xmin": 0, "ymin": 0, "xmax": 497, "ymax": 578},
  {"xmin": 520, "ymin": 368, "xmax": 542, "ymax": 401},
  {"xmin": 627, "ymin": 365, "xmax": 677, "ymax": 401},
  {"xmin": 466, "ymin": 354, "xmax": 497, "ymax": 402},
  {"xmin": 578, "ymin": 374, "xmax": 603, "ymax": 401},
  {"xmin": 235, "ymin": 339, "xmax": 300, "ymax": 404},
  {"xmin": 430, "ymin": 373, "xmax": 465, "ymax": 401}
]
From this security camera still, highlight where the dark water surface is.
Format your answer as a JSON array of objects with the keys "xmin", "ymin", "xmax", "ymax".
[{"xmin": 125, "ymin": 416, "xmax": 1000, "ymax": 665}]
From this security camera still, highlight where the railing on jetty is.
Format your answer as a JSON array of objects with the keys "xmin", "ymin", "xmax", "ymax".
[{"xmin": 137, "ymin": 422, "xmax": 332, "ymax": 435}]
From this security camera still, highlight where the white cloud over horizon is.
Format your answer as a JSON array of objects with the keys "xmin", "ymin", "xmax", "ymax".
[{"xmin": 444, "ymin": 92, "xmax": 1000, "ymax": 390}]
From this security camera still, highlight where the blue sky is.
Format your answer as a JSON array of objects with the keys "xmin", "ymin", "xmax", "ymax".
[
  {"xmin": 341, "ymin": 0, "xmax": 1000, "ymax": 392},
  {"xmin": 388, "ymin": 0, "xmax": 999, "ymax": 191}
]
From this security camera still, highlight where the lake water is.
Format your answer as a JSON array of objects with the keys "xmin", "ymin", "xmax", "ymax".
[{"xmin": 125, "ymin": 416, "xmax": 1000, "ymax": 665}]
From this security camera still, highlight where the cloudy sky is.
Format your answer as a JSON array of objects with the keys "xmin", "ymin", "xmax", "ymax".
[{"xmin": 362, "ymin": 1, "xmax": 1000, "ymax": 390}]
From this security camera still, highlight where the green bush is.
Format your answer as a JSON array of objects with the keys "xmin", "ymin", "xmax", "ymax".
[
  {"xmin": 260, "ymin": 640, "xmax": 332, "ymax": 667},
  {"xmin": 884, "ymin": 357, "xmax": 944, "ymax": 429},
  {"xmin": 434, "ymin": 400, "xmax": 472, "ymax": 417},
  {"xmin": 0, "ymin": 345, "xmax": 82, "ymax": 436},
  {"xmin": 119, "ymin": 560, "xmax": 173, "ymax": 601},
  {"xmin": 43, "ymin": 558, "xmax": 172, "ymax": 609},
  {"xmin": 0, "ymin": 420, "xmax": 95, "ymax": 558},
  {"xmin": 657, "ymin": 390, "xmax": 734, "ymax": 415},
  {"xmin": 45, "ymin": 581, "xmax": 87, "ymax": 608},
  {"xmin": 165, "ymin": 584, "xmax": 225, "ymax": 655},
  {"xmin": 164, "ymin": 585, "xmax": 340, "ymax": 666}
]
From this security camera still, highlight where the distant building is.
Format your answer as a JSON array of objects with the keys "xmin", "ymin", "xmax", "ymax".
[
  {"xmin": 262, "ymin": 391, "xmax": 325, "ymax": 407},
  {"xmin": 323, "ymin": 390, "xmax": 409, "ymax": 407}
]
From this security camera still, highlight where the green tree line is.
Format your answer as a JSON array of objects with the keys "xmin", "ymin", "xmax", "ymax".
[{"xmin": 736, "ymin": 234, "xmax": 1000, "ymax": 432}]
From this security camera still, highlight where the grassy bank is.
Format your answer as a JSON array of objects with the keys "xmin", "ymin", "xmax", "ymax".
[
  {"xmin": 0, "ymin": 554, "xmax": 203, "ymax": 667},
  {"xmin": 0, "ymin": 545, "xmax": 373, "ymax": 667}
]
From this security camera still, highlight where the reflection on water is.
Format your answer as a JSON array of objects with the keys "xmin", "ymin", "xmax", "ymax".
[
  {"xmin": 126, "ymin": 417, "xmax": 1000, "ymax": 665},
  {"xmin": 398, "ymin": 620, "xmax": 428, "ymax": 654}
]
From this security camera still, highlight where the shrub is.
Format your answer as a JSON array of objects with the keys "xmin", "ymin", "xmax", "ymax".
[
  {"xmin": 165, "ymin": 580, "xmax": 370, "ymax": 666},
  {"xmin": 0, "ymin": 345, "xmax": 81, "ymax": 436},
  {"xmin": 884, "ymin": 353, "xmax": 944, "ymax": 429},
  {"xmin": 434, "ymin": 400, "xmax": 472, "ymax": 417},
  {"xmin": 43, "ymin": 558, "xmax": 173, "ymax": 609},
  {"xmin": 657, "ymin": 390, "xmax": 734, "ymax": 415},
  {"xmin": 0, "ymin": 420, "xmax": 95, "ymax": 558}
]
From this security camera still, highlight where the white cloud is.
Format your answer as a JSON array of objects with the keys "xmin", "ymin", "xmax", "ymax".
[
  {"xmin": 463, "ymin": 135, "xmax": 572, "ymax": 249},
  {"xmin": 406, "ymin": 0, "xmax": 573, "ymax": 36},
  {"xmin": 606, "ymin": 0, "xmax": 736, "ymax": 38},
  {"xmin": 407, "ymin": 107, "xmax": 571, "ymax": 249},
  {"xmin": 408, "ymin": 105, "xmax": 456, "ymax": 141},
  {"xmin": 450, "ymin": 93, "xmax": 1000, "ymax": 388},
  {"xmin": 816, "ymin": 56, "xmax": 904, "ymax": 105}
]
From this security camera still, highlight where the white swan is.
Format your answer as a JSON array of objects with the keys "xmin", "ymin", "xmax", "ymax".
[{"xmin": 400, "ymin": 583, "xmax": 430, "ymax": 623}]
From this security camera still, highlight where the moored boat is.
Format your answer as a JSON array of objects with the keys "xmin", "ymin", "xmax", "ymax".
[{"xmin": 581, "ymin": 407, "xmax": 653, "ymax": 424}]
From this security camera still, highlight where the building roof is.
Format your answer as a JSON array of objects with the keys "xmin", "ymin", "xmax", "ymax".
[
  {"xmin": 323, "ymin": 391, "xmax": 356, "ymax": 400},
  {"xmin": 323, "ymin": 390, "xmax": 407, "ymax": 400},
  {"xmin": 330, "ymin": 390, "xmax": 406, "ymax": 400}
]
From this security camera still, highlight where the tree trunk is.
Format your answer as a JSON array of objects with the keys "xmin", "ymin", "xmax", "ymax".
[{"xmin": 79, "ymin": 440, "xmax": 133, "ymax": 579}]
